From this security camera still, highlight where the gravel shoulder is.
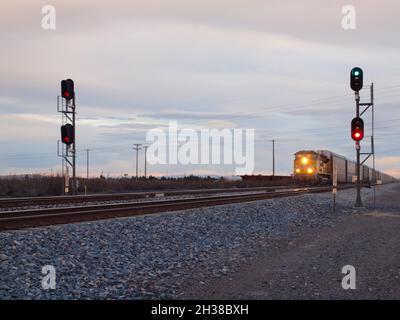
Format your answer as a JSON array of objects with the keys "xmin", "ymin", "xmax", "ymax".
[
  {"xmin": 185, "ymin": 184, "xmax": 400, "ymax": 299},
  {"xmin": 0, "ymin": 183, "xmax": 399, "ymax": 299}
]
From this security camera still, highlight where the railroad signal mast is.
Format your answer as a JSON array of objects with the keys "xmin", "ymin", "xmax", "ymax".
[
  {"xmin": 58, "ymin": 79, "xmax": 77, "ymax": 195},
  {"xmin": 350, "ymin": 67, "xmax": 363, "ymax": 207},
  {"xmin": 350, "ymin": 67, "xmax": 375, "ymax": 208}
]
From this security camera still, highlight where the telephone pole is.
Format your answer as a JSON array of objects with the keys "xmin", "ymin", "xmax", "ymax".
[
  {"xmin": 83, "ymin": 149, "xmax": 90, "ymax": 195},
  {"xmin": 133, "ymin": 144, "xmax": 142, "ymax": 180},
  {"xmin": 144, "ymin": 145, "xmax": 148, "ymax": 179},
  {"xmin": 270, "ymin": 139, "xmax": 275, "ymax": 177},
  {"xmin": 86, "ymin": 149, "xmax": 90, "ymax": 179}
]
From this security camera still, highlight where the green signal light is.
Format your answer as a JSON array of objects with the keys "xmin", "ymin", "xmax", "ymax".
[
  {"xmin": 350, "ymin": 67, "xmax": 363, "ymax": 91},
  {"xmin": 351, "ymin": 68, "xmax": 362, "ymax": 77}
]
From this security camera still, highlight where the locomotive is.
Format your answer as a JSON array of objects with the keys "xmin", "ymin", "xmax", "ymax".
[{"xmin": 293, "ymin": 150, "xmax": 395, "ymax": 184}]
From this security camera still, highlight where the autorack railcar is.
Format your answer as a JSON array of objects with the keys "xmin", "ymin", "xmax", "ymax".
[{"xmin": 293, "ymin": 150, "xmax": 395, "ymax": 184}]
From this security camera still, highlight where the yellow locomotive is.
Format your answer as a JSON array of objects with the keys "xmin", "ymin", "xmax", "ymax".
[{"xmin": 293, "ymin": 150, "xmax": 394, "ymax": 184}]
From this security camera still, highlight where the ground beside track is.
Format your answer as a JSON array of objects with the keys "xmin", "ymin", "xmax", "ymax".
[
  {"xmin": 0, "ymin": 183, "xmax": 398, "ymax": 299},
  {"xmin": 186, "ymin": 184, "xmax": 400, "ymax": 299}
]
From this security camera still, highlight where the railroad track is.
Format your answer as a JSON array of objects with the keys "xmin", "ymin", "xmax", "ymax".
[
  {"xmin": 0, "ymin": 185, "xmax": 295, "ymax": 209},
  {"xmin": 0, "ymin": 186, "xmax": 336, "ymax": 231}
]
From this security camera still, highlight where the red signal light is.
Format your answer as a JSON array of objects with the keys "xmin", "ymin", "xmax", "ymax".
[
  {"xmin": 61, "ymin": 124, "xmax": 74, "ymax": 145},
  {"xmin": 351, "ymin": 117, "xmax": 364, "ymax": 141},
  {"xmin": 61, "ymin": 79, "xmax": 74, "ymax": 101},
  {"xmin": 352, "ymin": 129, "xmax": 363, "ymax": 141}
]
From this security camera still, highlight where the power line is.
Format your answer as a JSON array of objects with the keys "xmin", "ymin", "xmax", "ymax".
[
  {"xmin": 1, "ymin": 118, "xmax": 399, "ymax": 161},
  {"xmin": 156, "ymin": 85, "xmax": 400, "ymax": 125}
]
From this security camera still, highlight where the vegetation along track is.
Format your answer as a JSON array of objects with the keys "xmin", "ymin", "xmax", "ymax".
[{"xmin": 0, "ymin": 186, "xmax": 348, "ymax": 231}]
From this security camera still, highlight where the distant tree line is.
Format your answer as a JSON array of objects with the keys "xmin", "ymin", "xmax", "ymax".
[{"xmin": 0, "ymin": 174, "xmax": 293, "ymax": 197}]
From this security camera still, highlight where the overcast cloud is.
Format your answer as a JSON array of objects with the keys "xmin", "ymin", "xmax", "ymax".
[{"xmin": 0, "ymin": 0, "xmax": 399, "ymax": 177}]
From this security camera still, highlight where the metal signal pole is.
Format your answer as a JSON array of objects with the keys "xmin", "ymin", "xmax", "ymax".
[
  {"xmin": 72, "ymin": 97, "xmax": 76, "ymax": 195},
  {"xmin": 360, "ymin": 83, "xmax": 375, "ymax": 208},
  {"xmin": 355, "ymin": 91, "xmax": 362, "ymax": 207},
  {"xmin": 372, "ymin": 83, "xmax": 375, "ymax": 208},
  {"xmin": 333, "ymin": 165, "xmax": 338, "ymax": 212}
]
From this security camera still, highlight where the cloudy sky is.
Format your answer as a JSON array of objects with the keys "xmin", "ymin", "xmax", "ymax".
[{"xmin": 0, "ymin": 0, "xmax": 399, "ymax": 178}]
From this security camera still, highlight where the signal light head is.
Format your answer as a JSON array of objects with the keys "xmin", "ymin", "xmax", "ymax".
[
  {"xmin": 351, "ymin": 117, "xmax": 364, "ymax": 141},
  {"xmin": 350, "ymin": 67, "xmax": 363, "ymax": 91},
  {"xmin": 61, "ymin": 79, "xmax": 74, "ymax": 101},
  {"xmin": 61, "ymin": 124, "xmax": 74, "ymax": 145}
]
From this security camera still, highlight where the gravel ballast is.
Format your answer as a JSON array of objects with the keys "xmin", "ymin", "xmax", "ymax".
[{"xmin": 0, "ymin": 184, "xmax": 396, "ymax": 299}]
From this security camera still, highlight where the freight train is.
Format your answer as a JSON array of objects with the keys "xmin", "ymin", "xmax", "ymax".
[{"xmin": 293, "ymin": 150, "xmax": 396, "ymax": 184}]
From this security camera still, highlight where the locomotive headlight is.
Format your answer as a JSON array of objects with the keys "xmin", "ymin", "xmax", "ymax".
[
  {"xmin": 301, "ymin": 157, "xmax": 308, "ymax": 165},
  {"xmin": 307, "ymin": 168, "xmax": 314, "ymax": 174}
]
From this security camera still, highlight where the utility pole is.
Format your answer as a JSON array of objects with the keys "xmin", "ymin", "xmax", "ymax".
[
  {"xmin": 133, "ymin": 143, "xmax": 142, "ymax": 180},
  {"xmin": 86, "ymin": 149, "xmax": 90, "ymax": 179},
  {"xmin": 272, "ymin": 139, "xmax": 275, "ymax": 177},
  {"xmin": 83, "ymin": 149, "xmax": 90, "ymax": 195},
  {"xmin": 144, "ymin": 145, "xmax": 148, "ymax": 179}
]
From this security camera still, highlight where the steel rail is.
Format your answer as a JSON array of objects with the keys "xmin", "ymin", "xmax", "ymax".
[
  {"xmin": 0, "ymin": 187, "xmax": 328, "ymax": 231},
  {"xmin": 0, "ymin": 185, "xmax": 296, "ymax": 209}
]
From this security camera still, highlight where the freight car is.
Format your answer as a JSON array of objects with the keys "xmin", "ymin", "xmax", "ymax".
[{"xmin": 293, "ymin": 150, "xmax": 396, "ymax": 184}]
